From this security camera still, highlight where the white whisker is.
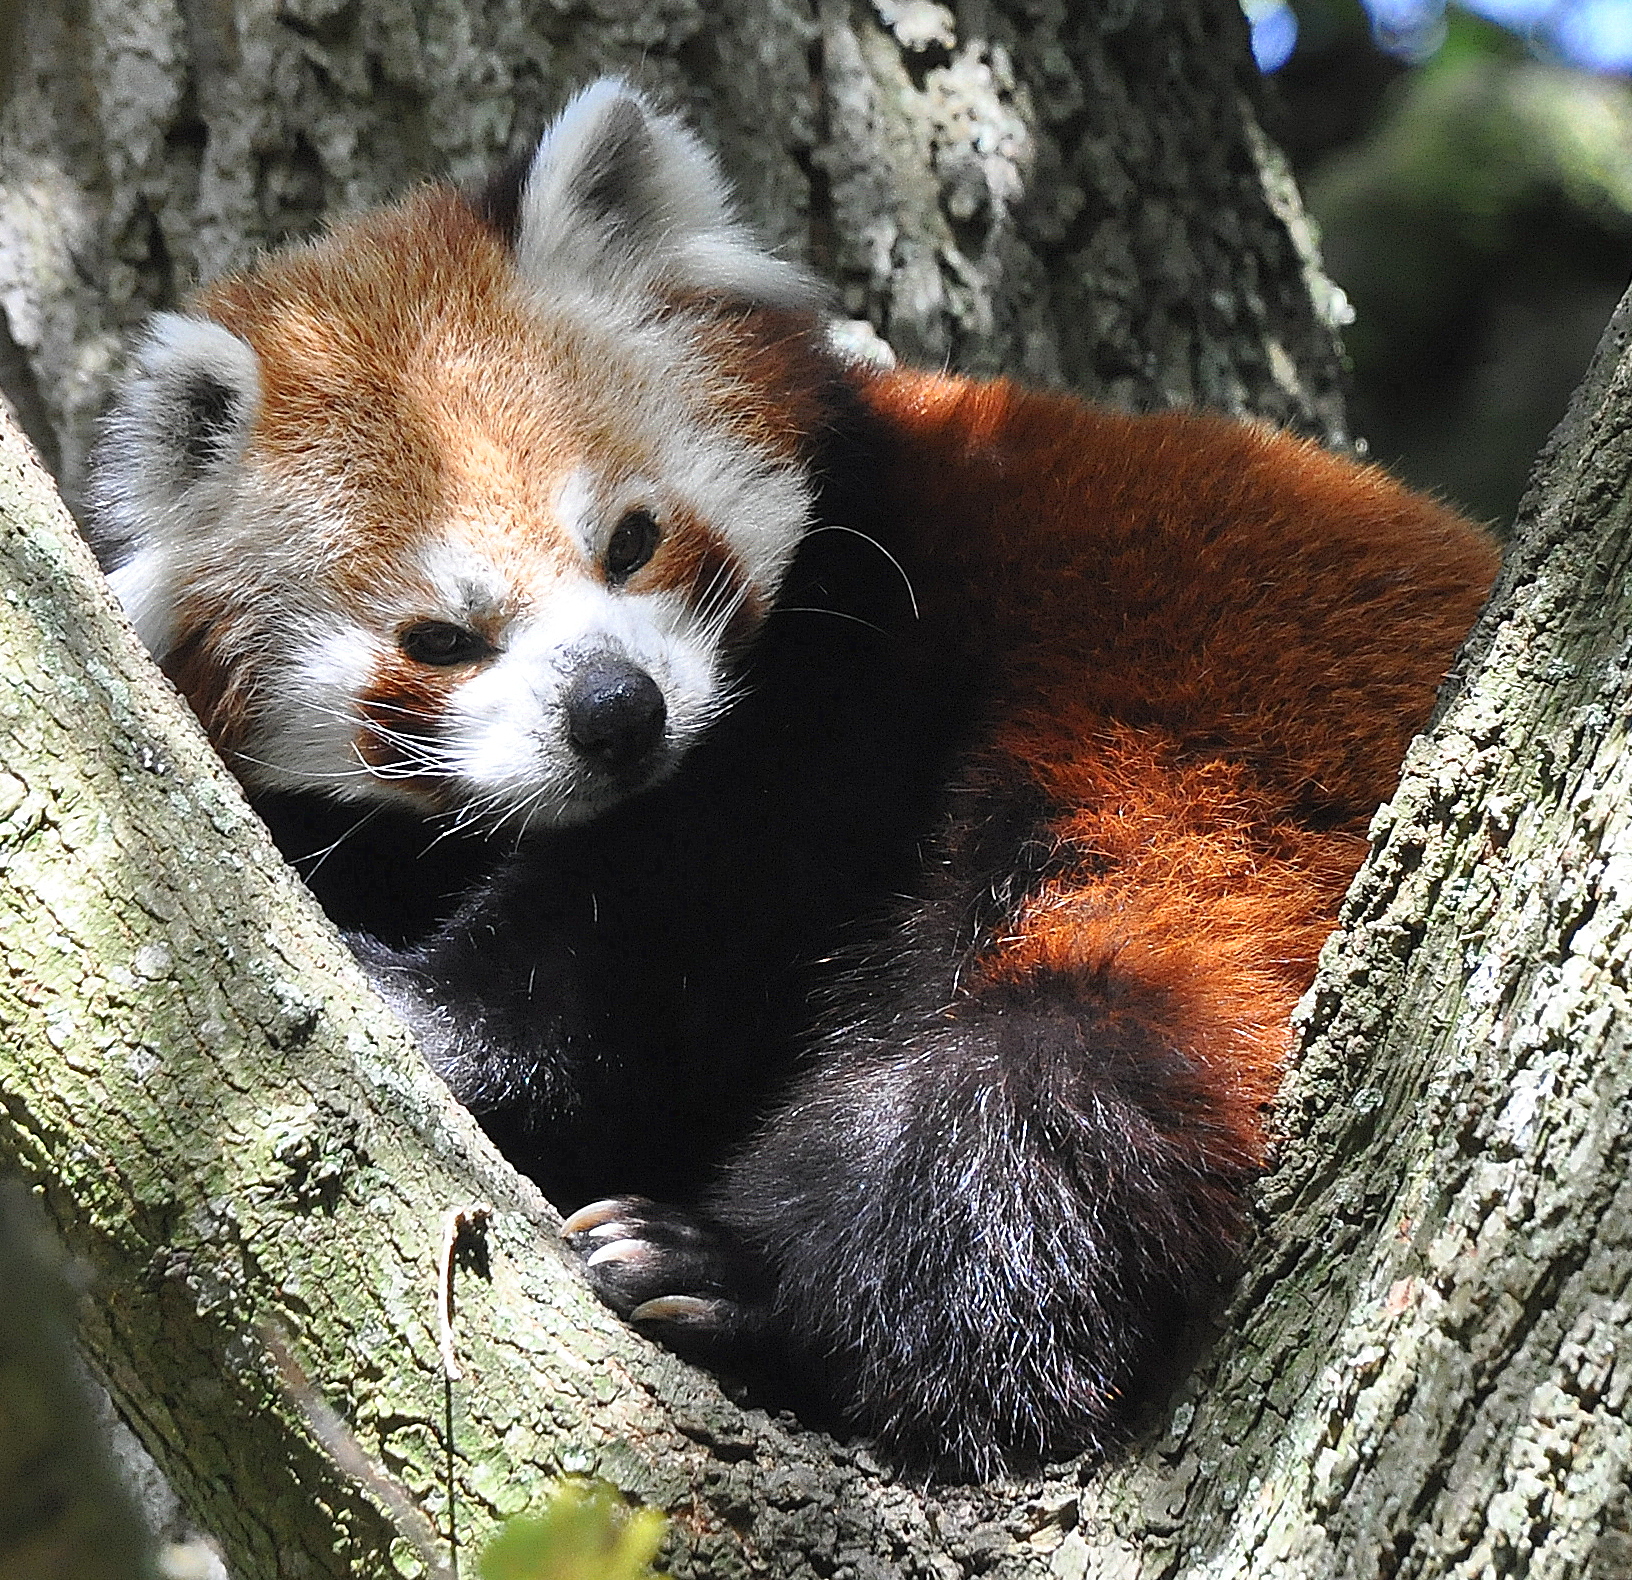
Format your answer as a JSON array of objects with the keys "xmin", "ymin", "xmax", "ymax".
[
  {"xmin": 777, "ymin": 605, "xmax": 888, "ymax": 637},
  {"xmin": 298, "ymin": 805, "xmax": 387, "ymax": 882},
  {"xmin": 804, "ymin": 523, "xmax": 920, "ymax": 619}
]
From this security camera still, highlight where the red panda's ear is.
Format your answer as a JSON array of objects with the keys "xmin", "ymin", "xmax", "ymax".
[
  {"xmin": 87, "ymin": 314, "xmax": 261, "ymax": 647},
  {"xmin": 97, "ymin": 313, "xmax": 261, "ymax": 499},
  {"xmin": 508, "ymin": 78, "xmax": 819, "ymax": 310}
]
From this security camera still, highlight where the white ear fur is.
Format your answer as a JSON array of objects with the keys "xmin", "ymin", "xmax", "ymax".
[
  {"xmin": 98, "ymin": 313, "xmax": 261, "ymax": 499},
  {"xmin": 514, "ymin": 78, "xmax": 818, "ymax": 308},
  {"xmin": 89, "ymin": 313, "xmax": 262, "ymax": 655}
]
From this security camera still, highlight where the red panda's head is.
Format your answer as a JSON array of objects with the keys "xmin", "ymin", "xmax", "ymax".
[{"xmin": 92, "ymin": 80, "xmax": 834, "ymax": 831}]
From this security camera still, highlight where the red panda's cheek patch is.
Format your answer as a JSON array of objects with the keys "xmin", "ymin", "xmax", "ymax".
[
  {"xmin": 161, "ymin": 615, "xmax": 254, "ymax": 760},
  {"xmin": 643, "ymin": 506, "xmax": 763, "ymax": 650},
  {"xmin": 353, "ymin": 653, "xmax": 465, "ymax": 803}
]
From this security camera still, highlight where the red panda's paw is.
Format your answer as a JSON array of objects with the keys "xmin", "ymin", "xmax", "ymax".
[{"xmin": 561, "ymin": 1196, "xmax": 765, "ymax": 1348}]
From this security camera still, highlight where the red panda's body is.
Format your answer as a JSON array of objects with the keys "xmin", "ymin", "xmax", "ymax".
[{"xmin": 91, "ymin": 81, "xmax": 1498, "ymax": 1478}]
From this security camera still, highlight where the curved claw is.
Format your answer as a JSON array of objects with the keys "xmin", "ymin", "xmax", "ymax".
[
  {"xmin": 630, "ymin": 1294, "xmax": 730, "ymax": 1328},
  {"xmin": 585, "ymin": 1237, "xmax": 655, "ymax": 1268},
  {"xmin": 561, "ymin": 1196, "xmax": 652, "ymax": 1238}
]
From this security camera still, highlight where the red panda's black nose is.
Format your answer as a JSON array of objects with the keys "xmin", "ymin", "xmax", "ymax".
[{"xmin": 564, "ymin": 656, "xmax": 667, "ymax": 772}]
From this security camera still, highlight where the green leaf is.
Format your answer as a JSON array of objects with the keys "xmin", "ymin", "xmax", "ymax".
[{"xmin": 477, "ymin": 1480, "xmax": 669, "ymax": 1580}]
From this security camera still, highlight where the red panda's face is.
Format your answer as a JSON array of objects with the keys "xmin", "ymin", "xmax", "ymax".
[{"xmin": 92, "ymin": 82, "xmax": 828, "ymax": 832}]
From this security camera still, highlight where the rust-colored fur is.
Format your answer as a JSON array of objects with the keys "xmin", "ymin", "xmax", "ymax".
[
  {"xmin": 853, "ymin": 373, "xmax": 1497, "ymax": 1151},
  {"xmin": 90, "ymin": 81, "xmax": 1500, "ymax": 1479}
]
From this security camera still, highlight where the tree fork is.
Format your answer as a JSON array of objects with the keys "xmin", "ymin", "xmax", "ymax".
[
  {"xmin": 7, "ymin": 281, "xmax": 1632, "ymax": 1572},
  {"xmin": 2, "ymin": 1, "xmax": 1630, "ymax": 1574},
  {"xmin": 0, "ymin": 412, "xmax": 996, "ymax": 1578}
]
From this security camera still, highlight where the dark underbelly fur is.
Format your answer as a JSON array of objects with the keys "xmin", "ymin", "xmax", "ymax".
[
  {"xmin": 267, "ymin": 520, "xmax": 966, "ymax": 1206},
  {"xmin": 272, "ymin": 505, "xmax": 1233, "ymax": 1479}
]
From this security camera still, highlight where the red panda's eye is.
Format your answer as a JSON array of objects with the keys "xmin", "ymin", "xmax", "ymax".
[
  {"xmin": 399, "ymin": 621, "xmax": 489, "ymax": 667},
  {"xmin": 605, "ymin": 509, "xmax": 661, "ymax": 583}
]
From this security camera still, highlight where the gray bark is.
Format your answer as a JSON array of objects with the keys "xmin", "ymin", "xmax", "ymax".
[
  {"xmin": 0, "ymin": 0, "xmax": 1347, "ymax": 512},
  {"xmin": 8, "ymin": 3, "xmax": 1628, "ymax": 1578}
]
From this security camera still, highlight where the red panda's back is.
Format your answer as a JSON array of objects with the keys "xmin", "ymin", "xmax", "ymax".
[
  {"xmin": 844, "ymin": 366, "xmax": 1501, "ymax": 1141},
  {"xmin": 859, "ymin": 366, "xmax": 1501, "ymax": 827}
]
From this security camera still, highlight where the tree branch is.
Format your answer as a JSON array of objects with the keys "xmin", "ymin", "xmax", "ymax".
[
  {"xmin": 0, "ymin": 1181, "xmax": 158, "ymax": 1580},
  {"xmin": 0, "ymin": 403, "xmax": 1017, "ymax": 1580}
]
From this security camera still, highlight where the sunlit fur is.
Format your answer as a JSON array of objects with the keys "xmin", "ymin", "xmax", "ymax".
[
  {"xmin": 92, "ymin": 82, "xmax": 821, "ymax": 831},
  {"xmin": 90, "ymin": 81, "xmax": 1501, "ymax": 1479}
]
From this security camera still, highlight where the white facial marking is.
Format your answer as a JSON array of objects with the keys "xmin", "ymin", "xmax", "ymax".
[
  {"xmin": 94, "ymin": 83, "xmax": 827, "ymax": 836},
  {"xmin": 106, "ymin": 548, "xmax": 178, "ymax": 656},
  {"xmin": 249, "ymin": 623, "xmax": 389, "ymax": 799},
  {"xmin": 438, "ymin": 572, "xmax": 711, "ymax": 830},
  {"xmin": 552, "ymin": 467, "xmax": 600, "ymax": 561},
  {"xmin": 412, "ymin": 536, "xmax": 517, "ymax": 626}
]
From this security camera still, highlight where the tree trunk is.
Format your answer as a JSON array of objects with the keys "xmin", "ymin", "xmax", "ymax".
[
  {"xmin": 10, "ymin": 2, "xmax": 1627, "ymax": 1578},
  {"xmin": 0, "ymin": 0, "xmax": 1348, "ymax": 509}
]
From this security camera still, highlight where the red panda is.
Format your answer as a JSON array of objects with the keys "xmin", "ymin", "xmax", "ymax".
[{"xmin": 89, "ymin": 79, "xmax": 1499, "ymax": 1479}]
